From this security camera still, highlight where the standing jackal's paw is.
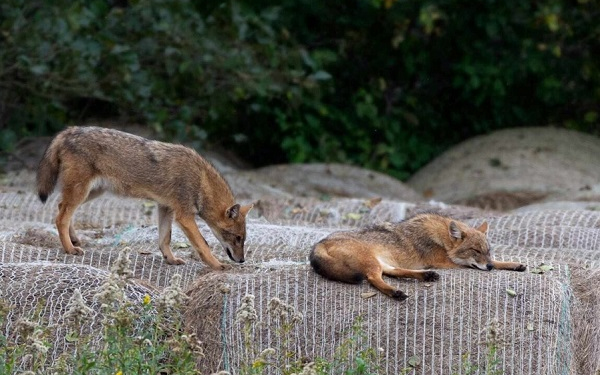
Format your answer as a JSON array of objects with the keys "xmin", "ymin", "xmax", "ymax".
[
  {"xmin": 391, "ymin": 290, "xmax": 409, "ymax": 301},
  {"xmin": 165, "ymin": 256, "xmax": 186, "ymax": 265},
  {"xmin": 422, "ymin": 271, "xmax": 440, "ymax": 282},
  {"xmin": 65, "ymin": 246, "xmax": 84, "ymax": 256},
  {"xmin": 215, "ymin": 263, "xmax": 233, "ymax": 271}
]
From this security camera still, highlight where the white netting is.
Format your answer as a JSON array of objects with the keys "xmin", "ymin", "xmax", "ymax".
[
  {"xmin": 186, "ymin": 265, "xmax": 574, "ymax": 375},
  {"xmin": 1, "ymin": 173, "xmax": 599, "ymax": 373},
  {"xmin": 0, "ymin": 262, "xmax": 159, "ymax": 364}
]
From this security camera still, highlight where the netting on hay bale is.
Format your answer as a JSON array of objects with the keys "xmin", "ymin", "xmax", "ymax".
[
  {"xmin": 0, "ymin": 262, "xmax": 160, "ymax": 364},
  {"xmin": 0, "ymin": 191, "xmax": 158, "ymax": 228},
  {"xmin": 253, "ymin": 197, "xmax": 412, "ymax": 227},
  {"xmin": 467, "ymin": 210, "xmax": 600, "ymax": 268},
  {"xmin": 184, "ymin": 265, "xmax": 574, "ymax": 375}
]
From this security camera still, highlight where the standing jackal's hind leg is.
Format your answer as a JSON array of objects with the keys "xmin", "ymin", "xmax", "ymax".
[
  {"xmin": 56, "ymin": 184, "xmax": 91, "ymax": 256},
  {"xmin": 158, "ymin": 205, "xmax": 185, "ymax": 265}
]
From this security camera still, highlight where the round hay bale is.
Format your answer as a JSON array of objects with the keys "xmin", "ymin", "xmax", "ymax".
[
  {"xmin": 407, "ymin": 127, "xmax": 600, "ymax": 210},
  {"xmin": 184, "ymin": 265, "xmax": 575, "ymax": 374},
  {"xmin": 228, "ymin": 163, "xmax": 422, "ymax": 201},
  {"xmin": 253, "ymin": 196, "xmax": 412, "ymax": 227},
  {"xmin": 0, "ymin": 262, "xmax": 159, "ymax": 365}
]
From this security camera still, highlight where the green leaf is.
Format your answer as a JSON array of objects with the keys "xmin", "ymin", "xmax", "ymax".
[
  {"xmin": 30, "ymin": 64, "xmax": 49, "ymax": 75},
  {"xmin": 407, "ymin": 355, "xmax": 420, "ymax": 368}
]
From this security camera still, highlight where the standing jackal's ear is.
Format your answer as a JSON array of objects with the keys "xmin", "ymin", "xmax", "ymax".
[
  {"xmin": 449, "ymin": 221, "xmax": 463, "ymax": 240},
  {"xmin": 240, "ymin": 203, "xmax": 254, "ymax": 217},
  {"xmin": 226, "ymin": 204, "xmax": 241, "ymax": 219},
  {"xmin": 226, "ymin": 203, "xmax": 254, "ymax": 219}
]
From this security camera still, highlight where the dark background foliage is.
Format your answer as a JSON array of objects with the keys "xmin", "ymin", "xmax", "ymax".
[{"xmin": 1, "ymin": 0, "xmax": 598, "ymax": 179}]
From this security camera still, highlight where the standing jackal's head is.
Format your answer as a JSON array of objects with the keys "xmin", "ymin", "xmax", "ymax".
[
  {"xmin": 446, "ymin": 221, "xmax": 494, "ymax": 271},
  {"xmin": 209, "ymin": 203, "xmax": 254, "ymax": 263}
]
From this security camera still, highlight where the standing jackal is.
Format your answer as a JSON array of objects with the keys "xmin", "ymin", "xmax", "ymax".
[
  {"xmin": 37, "ymin": 126, "xmax": 253, "ymax": 270},
  {"xmin": 310, "ymin": 213, "xmax": 526, "ymax": 300}
]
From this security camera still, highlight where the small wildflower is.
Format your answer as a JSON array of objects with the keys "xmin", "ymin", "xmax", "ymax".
[
  {"xmin": 267, "ymin": 297, "xmax": 303, "ymax": 324},
  {"xmin": 64, "ymin": 288, "xmax": 94, "ymax": 327},
  {"xmin": 143, "ymin": 294, "xmax": 151, "ymax": 305},
  {"xmin": 115, "ymin": 371, "xmax": 123, "ymax": 375},
  {"xmin": 291, "ymin": 362, "xmax": 317, "ymax": 375},
  {"xmin": 481, "ymin": 318, "xmax": 504, "ymax": 347},
  {"xmin": 235, "ymin": 294, "xmax": 258, "ymax": 325},
  {"xmin": 15, "ymin": 318, "xmax": 38, "ymax": 339},
  {"xmin": 111, "ymin": 247, "xmax": 134, "ymax": 279},
  {"xmin": 156, "ymin": 274, "xmax": 188, "ymax": 312},
  {"xmin": 95, "ymin": 248, "xmax": 135, "ymax": 306}
]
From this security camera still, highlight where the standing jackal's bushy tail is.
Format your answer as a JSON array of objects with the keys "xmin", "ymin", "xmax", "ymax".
[{"xmin": 37, "ymin": 141, "xmax": 60, "ymax": 203}]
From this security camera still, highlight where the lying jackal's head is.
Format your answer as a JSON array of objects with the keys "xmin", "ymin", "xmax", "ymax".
[
  {"xmin": 446, "ymin": 221, "xmax": 494, "ymax": 271},
  {"xmin": 209, "ymin": 203, "xmax": 253, "ymax": 263}
]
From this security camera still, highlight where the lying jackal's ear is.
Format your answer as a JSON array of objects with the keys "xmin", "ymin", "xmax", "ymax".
[
  {"xmin": 226, "ymin": 204, "xmax": 241, "ymax": 219},
  {"xmin": 240, "ymin": 203, "xmax": 254, "ymax": 217},
  {"xmin": 477, "ymin": 221, "xmax": 488, "ymax": 234},
  {"xmin": 449, "ymin": 221, "xmax": 463, "ymax": 240}
]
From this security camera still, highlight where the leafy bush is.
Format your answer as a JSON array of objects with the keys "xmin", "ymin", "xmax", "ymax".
[
  {"xmin": 0, "ymin": 0, "xmax": 320, "ymax": 149},
  {"xmin": 1, "ymin": 0, "xmax": 598, "ymax": 178}
]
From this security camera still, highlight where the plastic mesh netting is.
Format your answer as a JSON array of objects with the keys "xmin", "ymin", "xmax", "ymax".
[
  {"xmin": 1, "ymin": 175, "xmax": 599, "ymax": 373},
  {"xmin": 186, "ymin": 266, "xmax": 573, "ymax": 375}
]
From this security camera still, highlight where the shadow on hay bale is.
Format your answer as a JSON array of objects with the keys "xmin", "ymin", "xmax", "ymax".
[{"xmin": 184, "ymin": 265, "xmax": 574, "ymax": 374}]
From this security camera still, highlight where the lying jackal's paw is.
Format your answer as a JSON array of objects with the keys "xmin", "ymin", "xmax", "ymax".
[
  {"xmin": 514, "ymin": 264, "xmax": 527, "ymax": 272},
  {"xmin": 391, "ymin": 290, "xmax": 408, "ymax": 301},
  {"xmin": 422, "ymin": 271, "xmax": 440, "ymax": 282}
]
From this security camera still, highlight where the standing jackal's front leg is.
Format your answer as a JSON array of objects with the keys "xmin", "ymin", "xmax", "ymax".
[
  {"xmin": 176, "ymin": 214, "xmax": 229, "ymax": 270},
  {"xmin": 158, "ymin": 205, "xmax": 185, "ymax": 265}
]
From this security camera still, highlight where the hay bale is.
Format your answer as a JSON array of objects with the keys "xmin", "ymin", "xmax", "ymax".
[
  {"xmin": 184, "ymin": 265, "xmax": 574, "ymax": 374},
  {"xmin": 253, "ymin": 197, "xmax": 411, "ymax": 227},
  {"xmin": 571, "ymin": 268, "xmax": 600, "ymax": 374},
  {"xmin": 228, "ymin": 163, "xmax": 422, "ymax": 201},
  {"xmin": 407, "ymin": 127, "xmax": 600, "ymax": 210},
  {"xmin": 0, "ymin": 262, "xmax": 159, "ymax": 363}
]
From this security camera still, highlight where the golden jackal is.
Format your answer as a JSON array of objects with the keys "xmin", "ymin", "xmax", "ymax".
[
  {"xmin": 310, "ymin": 213, "xmax": 526, "ymax": 300},
  {"xmin": 37, "ymin": 126, "xmax": 253, "ymax": 270}
]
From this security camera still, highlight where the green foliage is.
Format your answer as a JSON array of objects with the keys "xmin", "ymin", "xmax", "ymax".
[
  {"xmin": 0, "ymin": 0, "xmax": 318, "ymax": 149},
  {"xmin": 0, "ymin": 252, "xmax": 200, "ymax": 374},
  {"xmin": 1, "ymin": 0, "xmax": 598, "ymax": 177}
]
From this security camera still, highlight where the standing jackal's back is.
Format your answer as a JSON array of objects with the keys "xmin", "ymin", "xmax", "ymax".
[
  {"xmin": 310, "ymin": 213, "xmax": 526, "ymax": 300},
  {"xmin": 37, "ymin": 126, "xmax": 253, "ymax": 269}
]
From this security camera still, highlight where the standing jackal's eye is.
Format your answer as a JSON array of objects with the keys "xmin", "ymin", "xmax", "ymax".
[{"xmin": 236, "ymin": 235, "xmax": 242, "ymax": 244}]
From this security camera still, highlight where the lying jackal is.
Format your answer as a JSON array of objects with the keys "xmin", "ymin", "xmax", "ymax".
[{"xmin": 310, "ymin": 213, "xmax": 526, "ymax": 300}]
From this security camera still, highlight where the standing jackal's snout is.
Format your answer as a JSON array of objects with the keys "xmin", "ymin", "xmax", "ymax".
[{"xmin": 210, "ymin": 203, "xmax": 254, "ymax": 263}]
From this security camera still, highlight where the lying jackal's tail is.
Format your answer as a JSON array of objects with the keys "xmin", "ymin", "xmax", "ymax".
[
  {"xmin": 37, "ymin": 142, "xmax": 60, "ymax": 203},
  {"xmin": 309, "ymin": 242, "xmax": 365, "ymax": 284}
]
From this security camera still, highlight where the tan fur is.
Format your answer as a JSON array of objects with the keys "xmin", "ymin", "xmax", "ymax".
[
  {"xmin": 309, "ymin": 213, "xmax": 526, "ymax": 300},
  {"xmin": 36, "ymin": 126, "xmax": 253, "ymax": 270}
]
